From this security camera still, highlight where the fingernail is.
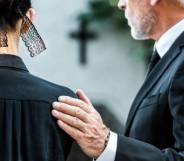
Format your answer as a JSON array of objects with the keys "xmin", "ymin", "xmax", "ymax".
[
  {"xmin": 58, "ymin": 96, "xmax": 66, "ymax": 102},
  {"xmin": 58, "ymin": 120, "xmax": 63, "ymax": 125},
  {"xmin": 53, "ymin": 102, "xmax": 60, "ymax": 108},
  {"xmin": 52, "ymin": 110, "xmax": 59, "ymax": 116},
  {"xmin": 58, "ymin": 120, "xmax": 64, "ymax": 127},
  {"xmin": 76, "ymin": 89, "xmax": 81, "ymax": 93}
]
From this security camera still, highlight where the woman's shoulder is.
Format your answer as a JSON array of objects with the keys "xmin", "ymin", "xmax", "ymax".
[{"xmin": 25, "ymin": 73, "xmax": 77, "ymax": 102}]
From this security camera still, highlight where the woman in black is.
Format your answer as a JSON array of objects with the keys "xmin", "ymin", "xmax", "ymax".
[{"xmin": 0, "ymin": 0, "xmax": 75, "ymax": 161}]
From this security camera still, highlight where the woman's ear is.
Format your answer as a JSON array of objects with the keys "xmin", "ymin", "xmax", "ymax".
[
  {"xmin": 20, "ymin": 8, "xmax": 36, "ymax": 33},
  {"xmin": 150, "ymin": 0, "xmax": 160, "ymax": 6},
  {"xmin": 26, "ymin": 8, "xmax": 36, "ymax": 22}
]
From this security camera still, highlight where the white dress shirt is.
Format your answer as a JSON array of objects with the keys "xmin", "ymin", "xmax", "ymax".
[
  {"xmin": 156, "ymin": 18, "xmax": 184, "ymax": 58},
  {"xmin": 96, "ymin": 18, "xmax": 184, "ymax": 161}
]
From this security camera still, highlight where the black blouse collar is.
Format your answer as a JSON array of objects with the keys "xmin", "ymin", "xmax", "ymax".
[{"xmin": 0, "ymin": 54, "xmax": 28, "ymax": 72}]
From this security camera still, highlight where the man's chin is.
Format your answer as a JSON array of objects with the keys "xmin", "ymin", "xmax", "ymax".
[{"xmin": 131, "ymin": 29, "xmax": 150, "ymax": 40}]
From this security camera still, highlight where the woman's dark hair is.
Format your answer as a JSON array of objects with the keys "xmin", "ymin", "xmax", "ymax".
[{"xmin": 0, "ymin": 0, "xmax": 32, "ymax": 30}]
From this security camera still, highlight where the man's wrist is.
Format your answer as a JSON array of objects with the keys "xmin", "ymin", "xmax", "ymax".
[
  {"xmin": 94, "ymin": 127, "xmax": 111, "ymax": 160},
  {"xmin": 94, "ymin": 131, "xmax": 118, "ymax": 161}
]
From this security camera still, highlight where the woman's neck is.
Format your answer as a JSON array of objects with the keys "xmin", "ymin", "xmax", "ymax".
[{"xmin": 0, "ymin": 30, "xmax": 20, "ymax": 55}]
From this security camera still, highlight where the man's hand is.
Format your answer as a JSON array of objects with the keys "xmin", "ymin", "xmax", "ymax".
[{"xmin": 52, "ymin": 89, "xmax": 109, "ymax": 158}]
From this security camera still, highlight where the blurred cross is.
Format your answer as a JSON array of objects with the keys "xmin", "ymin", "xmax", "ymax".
[{"xmin": 70, "ymin": 19, "xmax": 97, "ymax": 65}]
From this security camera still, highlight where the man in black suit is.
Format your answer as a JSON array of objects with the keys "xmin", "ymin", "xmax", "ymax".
[{"xmin": 52, "ymin": 0, "xmax": 184, "ymax": 161}]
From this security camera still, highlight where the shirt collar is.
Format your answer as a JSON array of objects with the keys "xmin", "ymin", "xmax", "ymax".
[
  {"xmin": 155, "ymin": 18, "xmax": 184, "ymax": 58},
  {"xmin": 0, "ymin": 54, "xmax": 28, "ymax": 72}
]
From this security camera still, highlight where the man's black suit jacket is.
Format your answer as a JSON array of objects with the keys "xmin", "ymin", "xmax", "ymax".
[
  {"xmin": 115, "ymin": 32, "xmax": 184, "ymax": 161},
  {"xmin": 0, "ymin": 54, "xmax": 75, "ymax": 161}
]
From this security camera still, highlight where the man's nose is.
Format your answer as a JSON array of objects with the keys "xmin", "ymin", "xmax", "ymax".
[{"xmin": 118, "ymin": 0, "xmax": 126, "ymax": 10}]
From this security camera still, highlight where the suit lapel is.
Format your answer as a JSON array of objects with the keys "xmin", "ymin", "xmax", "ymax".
[{"xmin": 124, "ymin": 32, "xmax": 184, "ymax": 135}]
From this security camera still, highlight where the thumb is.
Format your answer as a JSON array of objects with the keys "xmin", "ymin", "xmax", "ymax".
[{"xmin": 76, "ymin": 89, "xmax": 92, "ymax": 106}]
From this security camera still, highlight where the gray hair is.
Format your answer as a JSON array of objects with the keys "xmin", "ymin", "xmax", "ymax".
[{"xmin": 177, "ymin": 0, "xmax": 184, "ymax": 6}]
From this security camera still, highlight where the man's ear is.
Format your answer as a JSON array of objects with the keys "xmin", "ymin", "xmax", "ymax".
[
  {"xmin": 150, "ymin": 0, "xmax": 160, "ymax": 6},
  {"xmin": 26, "ymin": 8, "xmax": 36, "ymax": 22}
]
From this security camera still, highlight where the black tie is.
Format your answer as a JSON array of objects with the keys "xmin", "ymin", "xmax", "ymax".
[{"xmin": 147, "ymin": 50, "xmax": 160, "ymax": 75}]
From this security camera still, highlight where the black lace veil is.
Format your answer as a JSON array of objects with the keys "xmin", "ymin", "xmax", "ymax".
[
  {"xmin": 0, "ymin": 0, "xmax": 46, "ymax": 57},
  {"xmin": 19, "ymin": 11, "xmax": 46, "ymax": 57}
]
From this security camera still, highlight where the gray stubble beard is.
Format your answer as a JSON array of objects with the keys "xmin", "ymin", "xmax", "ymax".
[{"xmin": 128, "ymin": 9, "xmax": 157, "ymax": 40}]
